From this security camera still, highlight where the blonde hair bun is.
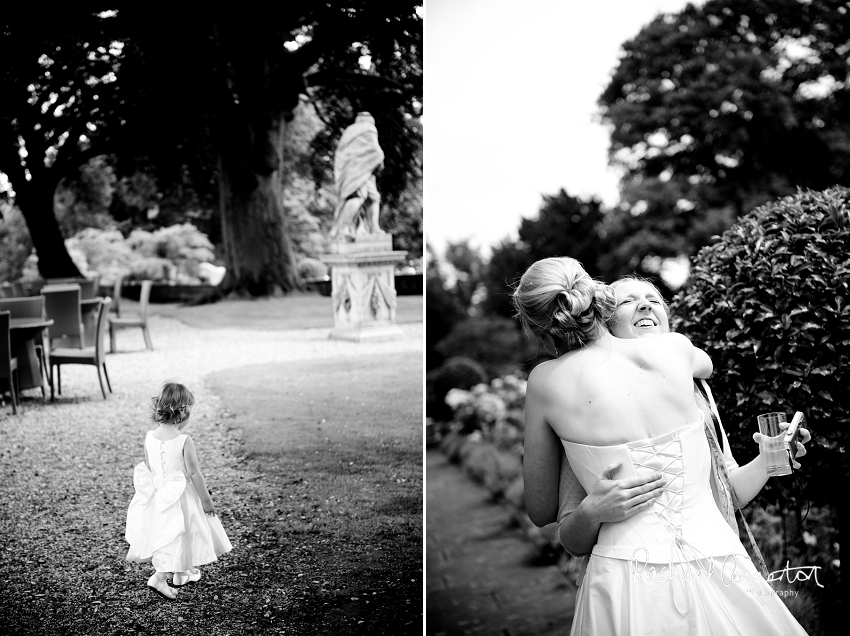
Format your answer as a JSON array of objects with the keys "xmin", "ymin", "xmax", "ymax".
[{"xmin": 513, "ymin": 257, "xmax": 615, "ymax": 352}]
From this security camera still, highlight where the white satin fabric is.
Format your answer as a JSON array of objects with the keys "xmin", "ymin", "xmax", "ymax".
[
  {"xmin": 125, "ymin": 432, "xmax": 232, "ymax": 573},
  {"xmin": 562, "ymin": 420, "xmax": 808, "ymax": 635}
]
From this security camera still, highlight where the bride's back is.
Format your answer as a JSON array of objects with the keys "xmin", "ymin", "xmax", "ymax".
[{"xmin": 530, "ymin": 331, "xmax": 700, "ymax": 446}]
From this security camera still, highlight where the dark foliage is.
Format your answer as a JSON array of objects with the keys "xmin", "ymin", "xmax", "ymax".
[
  {"xmin": 670, "ymin": 185, "xmax": 849, "ymax": 605},
  {"xmin": 485, "ymin": 190, "xmax": 610, "ymax": 318},
  {"xmin": 599, "ymin": 0, "xmax": 850, "ymax": 276},
  {"xmin": 427, "ymin": 356, "xmax": 488, "ymax": 422}
]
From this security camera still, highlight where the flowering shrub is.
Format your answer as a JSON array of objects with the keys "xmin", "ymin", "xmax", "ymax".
[
  {"xmin": 297, "ymin": 258, "xmax": 328, "ymax": 281},
  {"xmin": 444, "ymin": 373, "xmax": 527, "ymax": 453},
  {"xmin": 127, "ymin": 223, "xmax": 216, "ymax": 283}
]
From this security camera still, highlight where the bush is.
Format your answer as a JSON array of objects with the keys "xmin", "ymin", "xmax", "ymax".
[
  {"xmin": 66, "ymin": 228, "xmax": 135, "ymax": 286},
  {"xmin": 127, "ymin": 223, "xmax": 216, "ymax": 283},
  {"xmin": 670, "ymin": 186, "xmax": 848, "ymax": 609},
  {"xmin": 443, "ymin": 374, "xmax": 527, "ymax": 446},
  {"xmin": 297, "ymin": 258, "xmax": 328, "ymax": 281},
  {"xmin": 0, "ymin": 205, "xmax": 32, "ymax": 282},
  {"xmin": 427, "ymin": 356, "xmax": 488, "ymax": 422},
  {"xmin": 434, "ymin": 317, "xmax": 525, "ymax": 378},
  {"xmin": 670, "ymin": 186, "xmax": 849, "ymax": 504}
]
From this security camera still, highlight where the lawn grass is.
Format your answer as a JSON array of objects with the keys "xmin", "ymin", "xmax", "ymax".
[
  {"xmin": 205, "ymin": 350, "xmax": 423, "ymax": 634},
  {"xmin": 146, "ymin": 292, "xmax": 423, "ymax": 331}
]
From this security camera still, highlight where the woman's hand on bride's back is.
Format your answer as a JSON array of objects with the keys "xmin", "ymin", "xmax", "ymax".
[{"xmin": 581, "ymin": 462, "xmax": 665, "ymax": 524}]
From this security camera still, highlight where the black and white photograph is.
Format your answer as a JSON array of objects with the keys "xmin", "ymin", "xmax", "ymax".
[
  {"xmin": 1, "ymin": 5, "xmax": 422, "ymax": 635},
  {"xmin": 3, "ymin": 1, "xmax": 850, "ymax": 635},
  {"xmin": 426, "ymin": 0, "xmax": 845, "ymax": 634}
]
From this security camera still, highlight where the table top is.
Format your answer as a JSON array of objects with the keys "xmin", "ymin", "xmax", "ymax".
[
  {"xmin": 41, "ymin": 284, "xmax": 82, "ymax": 292},
  {"xmin": 10, "ymin": 318, "xmax": 54, "ymax": 330}
]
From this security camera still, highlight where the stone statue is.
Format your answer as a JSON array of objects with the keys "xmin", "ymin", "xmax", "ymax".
[{"xmin": 330, "ymin": 112, "xmax": 386, "ymax": 239}]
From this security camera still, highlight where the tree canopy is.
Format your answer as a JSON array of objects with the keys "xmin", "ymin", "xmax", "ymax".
[
  {"xmin": 599, "ymin": 0, "xmax": 850, "ymax": 275},
  {"xmin": 1, "ymin": 6, "xmax": 423, "ymax": 294}
]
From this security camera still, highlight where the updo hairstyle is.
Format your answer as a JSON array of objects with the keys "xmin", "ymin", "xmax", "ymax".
[
  {"xmin": 150, "ymin": 381, "xmax": 195, "ymax": 424},
  {"xmin": 512, "ymin": 257, "xmax": 615, "ymax": 353}
]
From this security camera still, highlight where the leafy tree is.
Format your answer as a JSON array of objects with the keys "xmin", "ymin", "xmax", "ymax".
[
  {"xmin": 115, "ymin": 5, "xmax": 422, "ymax": 296},
  {"xmin": 485, "ymin": 190, "xmax": 609, "ymax": 318},
  {"xmin": 600, "ymin": 0, "xmax": 850, "ymax": 274},
  {"xmin": 670, "ymin": 185, "xmax": 849, "ymax": 606},
  {"xmin": 1, "ymin": 6, "xmax": 422, "ymax": 296},
  {"xmin": 0, "ymin": 10, "xmax": 124, "ymax": 278},
  {"xmin": 425, "ymin": 243, "xmax": 465, "ymax": 371}
]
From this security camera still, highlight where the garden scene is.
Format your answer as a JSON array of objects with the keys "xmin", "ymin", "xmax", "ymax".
[
  {"xmin": 426, "ymin": 1, "xmax": 848, "ymax": 634},
  {"xmin": 2, "ymin": 6, "xmax": 422, "ymax": 635}
]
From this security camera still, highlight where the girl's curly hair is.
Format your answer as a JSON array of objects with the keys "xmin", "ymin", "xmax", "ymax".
[{"xmin": 150, "ymin": 381, "xmax": 195, "ymax": 424}]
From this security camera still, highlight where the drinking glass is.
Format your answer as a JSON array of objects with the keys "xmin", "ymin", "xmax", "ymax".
[{"xmin": 757, "ymin": 412, "xmax": 792, "ymax": 477}]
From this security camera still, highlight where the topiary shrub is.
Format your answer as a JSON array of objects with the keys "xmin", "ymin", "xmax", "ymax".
[
  {"xmin": 427, "ymin": 356, "xmax": 488, "ymax": 422},
  {"xmin": 670, "ymin": 185, "xmax": 849, "ymax": 597}
]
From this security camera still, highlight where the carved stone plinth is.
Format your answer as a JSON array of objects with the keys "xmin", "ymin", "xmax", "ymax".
[{"xmin": 320, "ymin": 234, "xmax": 407, "ymax": 342}]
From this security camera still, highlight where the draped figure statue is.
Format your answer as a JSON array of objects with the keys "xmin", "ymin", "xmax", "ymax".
[{"xmin": 330, "ymin": 112, "xmax": 386, "ymax": 239}]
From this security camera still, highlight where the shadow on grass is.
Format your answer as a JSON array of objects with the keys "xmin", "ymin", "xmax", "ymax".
[{"xmin": 205, "ymin": 350, "xmax": 423, "ymax": 635}]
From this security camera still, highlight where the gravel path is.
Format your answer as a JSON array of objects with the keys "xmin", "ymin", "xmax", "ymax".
[{"xmin": 0, "ymin": 314, "xmax": 422, "ymax": 635}]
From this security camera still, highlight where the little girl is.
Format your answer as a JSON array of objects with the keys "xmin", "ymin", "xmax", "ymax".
[{"xmin": 125, "ymin": 381, "xmax": 232, "ymax": 599}]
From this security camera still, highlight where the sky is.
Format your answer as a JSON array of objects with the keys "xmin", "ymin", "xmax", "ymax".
[{"xmin": 425, "ymin": 0, "xmax": 702, "ymax": 255}]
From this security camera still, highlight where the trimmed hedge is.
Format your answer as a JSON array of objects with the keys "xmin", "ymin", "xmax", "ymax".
[{"xmin": 670, "ymin": 186, "xmax": 849, "ymax": 507}]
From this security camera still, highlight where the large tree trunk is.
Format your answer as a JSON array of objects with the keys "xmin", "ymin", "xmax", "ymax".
[
  {"xmin": 217, "ymin": 114, "xmax": 301, "ymax": 296},
  {"xmin": 16, "ymin": 180, "xmax": 82, "ymax": 279}
]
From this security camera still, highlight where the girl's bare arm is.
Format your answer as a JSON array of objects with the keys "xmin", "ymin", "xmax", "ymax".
[{"xmin": 183, "ymin": 436, "xmax": 215, "ymax": 514}]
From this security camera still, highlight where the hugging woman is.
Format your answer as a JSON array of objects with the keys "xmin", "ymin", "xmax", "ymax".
[{"xmin": 515, "ymin": 257, "xmax": 808, "ymax": 635}]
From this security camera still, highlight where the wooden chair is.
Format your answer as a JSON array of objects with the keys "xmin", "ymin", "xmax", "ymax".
[
  {"xmin": 0, "ymin": 311, "xmax": 19, "ymax": 414},
  {"xmin": 109, "ymin": 280, "xmax": 153, "ymax": 352},
  {"xmin": 50, "ymin": 298, "xmax": 112, "ymax": 400},
  {"xmin": 0, "ymin": 296, "xmax": 48, "ymax": 395}
]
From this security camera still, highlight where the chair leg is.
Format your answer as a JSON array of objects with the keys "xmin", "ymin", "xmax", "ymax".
[
  {"xmin": 57, "ymin": 365, "xmax": 62, "ymax": 396},
  {"xmin": 96, "ymin": 364, "xmax": 106, "ymax": 399},
  {"xmin": 109, "ymin": 325, "xmax": 115, "ymax": 353},
  {"xmin": 103, "ymin": 363, "xmax": 112, "ymax": 393},
  {"xmin": 143, "ymin": 326, "xmax": 153, "ymax": 350},
  {"xmin": 50, "ymin": 365, "xmax": 55, "ymax": 401},
  {"xmin": 7, "ymin": 375, "xmax": 17, "ymax": 415}
]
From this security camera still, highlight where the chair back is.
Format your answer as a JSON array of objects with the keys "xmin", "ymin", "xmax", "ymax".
[
  {"xmin": 139, "ymin": 280, "xmax": 153, "ymax": 320},
  {"xmin": 94, "ymin": 297, "xmax": 111, "ymax": 364},
  {"xmin": 46, "ymin": 277, "xmax": 98, "ymax": 300},
  {"xmin": 43, "ymin": 286, "xmax": 84, "ymax": 346},
  {"xmin": 110, "ymin": 276, "xmax": 123, "ymax": 316},
  {"xmin": 0, "ymin": 311, "xmax": 12, "ymax": 378},
  {"xmin": 0, "ymin": 283, "xmax": 25, "ymax": 298},
  {"xmin": 0, "ymin": 296, "xmax": 45, "ymax": 320}
]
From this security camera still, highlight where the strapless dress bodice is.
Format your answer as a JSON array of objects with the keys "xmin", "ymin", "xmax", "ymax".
[{"xmin": 561, "ymin": 420, "xmax": 747, "ymax": 564}]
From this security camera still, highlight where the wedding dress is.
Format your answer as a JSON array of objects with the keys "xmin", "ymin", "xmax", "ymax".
[{"xmin": 561, "ymin": 417, "xmax": 808, "ymax": 635}]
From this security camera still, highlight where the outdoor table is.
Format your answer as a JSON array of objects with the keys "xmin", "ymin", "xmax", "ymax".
[{"xmin": 9, "ymin": 317, "xmax": 53, "ymax": 393}]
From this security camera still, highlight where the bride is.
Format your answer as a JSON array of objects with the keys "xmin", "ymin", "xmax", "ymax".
[{"xmin": 514, "ymin": 256, "xmax": 808, "ymax": 635}]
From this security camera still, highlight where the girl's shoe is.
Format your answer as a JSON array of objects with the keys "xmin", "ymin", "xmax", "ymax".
[
  {"xmin": 172, "ymin": 568, "xmax": 201, "ymax": 586},
  {"xmin": 147, "ymin": 574, "xmax": 178, "ymax": 600}
]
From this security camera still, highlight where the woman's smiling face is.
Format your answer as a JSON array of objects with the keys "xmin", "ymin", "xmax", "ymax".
[{"xmin": 610, "ymin": 279, "xmax": 670, "ymax": 339}]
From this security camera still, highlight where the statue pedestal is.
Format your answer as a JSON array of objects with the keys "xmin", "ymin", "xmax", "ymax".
[{"xmin": 320, "ymin": 234, "xmax": 407, "ymax": 342}]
